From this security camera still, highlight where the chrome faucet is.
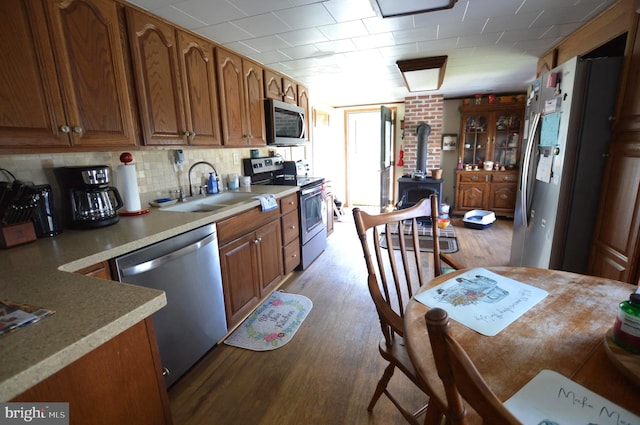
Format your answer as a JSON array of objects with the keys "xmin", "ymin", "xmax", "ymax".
[{"xmin": 188, "ymin": 161, "xmax": 219, "ymax": 197}]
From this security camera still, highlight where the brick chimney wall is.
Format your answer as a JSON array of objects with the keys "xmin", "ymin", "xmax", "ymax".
[{"xmin": 402, "ymin": 94, "xmax": 444, "ymax": 175}]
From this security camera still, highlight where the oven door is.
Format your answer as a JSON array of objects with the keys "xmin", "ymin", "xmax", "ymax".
[{"xmin": 300, "ymin": 183, "xmax": 325, "ymax": 244}]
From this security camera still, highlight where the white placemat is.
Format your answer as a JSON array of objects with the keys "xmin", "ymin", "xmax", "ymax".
[
  {"xmin": 414, "ymin": 268, "xmax": 548, "ymax": 336},
  {"xmin": 505, "ymin": 369, "xmax": 640, "ymax": 424}
]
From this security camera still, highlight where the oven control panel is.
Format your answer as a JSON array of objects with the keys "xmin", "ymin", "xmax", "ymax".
[{"xmin": 243, "ymin": 157, "xmax": 284, "ymax": 176}]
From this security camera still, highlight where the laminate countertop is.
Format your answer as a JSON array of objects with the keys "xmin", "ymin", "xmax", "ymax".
[{"xmin": 0, "ymin": 185, "xmax": 298, "ymax": 401}]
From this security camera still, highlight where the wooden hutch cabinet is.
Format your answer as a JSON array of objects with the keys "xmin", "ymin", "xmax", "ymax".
[{"xmin": 454, "ymin": 98, "xmax": 525, "ymax": 217}]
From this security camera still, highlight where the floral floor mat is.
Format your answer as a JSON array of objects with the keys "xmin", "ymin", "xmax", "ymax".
[{"xmin": 224, "ymin": 291, "xmax": 313, "ymax": 351}]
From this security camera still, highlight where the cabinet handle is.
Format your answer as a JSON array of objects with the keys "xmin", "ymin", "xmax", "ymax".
[
  {"xmin": 73, "ymin": 126, "xmax": 83, "ymax": 134},
  {"xmin": 183, "ymin": 131, "xmax": 190, "ymax": 136},
  {"xmin": 191, "ymin": 131, "xmax": 197, "ymax": 137},
  {"xmin": 500, "ymin": 194, "xmax": 508, "ymax": 200},
  {"xmin": 162, "ymin": 367, "xmax": 170, "ymax": 376},
  {"xmin": 469, "ymin": 195, "xmax": 476, "ymax": 200},
  {"xmin": 60, "ymin": 125, "xmax": 71, "ymax": 133},
  {"xmin": 289, "ymin": 201, "xmax": 294, "ymax": 205},
  {"xmin": 254, "ymin": 237, "xmax": 262, "ymax": 244},
  {"xmin": 291, "ymin": 254, "xmax": 297, "ymax": 258},
  {"xmin": 471, "ymin": 175, "xmax": 478, "ymax": 181},
  {"xmin": 289, "ymin": 225, "xmax": 296, "ymax": 230},
  {"xmin": 503, "ymin": 176, "xmax": 509, "ymax": 181}
]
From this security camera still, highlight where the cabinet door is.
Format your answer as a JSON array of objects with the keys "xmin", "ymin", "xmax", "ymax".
[
  {"xmin": 492, "ymin": 111, "xmax": 522, "ymax": 166},
  {"xmin": 489, "ymin": 183, "xmax": 517, "ymax": 215},
  {"xmin": 457, "ymin": 183, "xmax": 487, "ymax": 210},
  {"xmin": 263, "ymin": 69, "xmax": 284, "ymax": 100},
  {"xmin": 297, "ymin": 84, "xmax": 310, "ymax": 141},
  {"xmin": 256, "ymin": 220, "xmax": 283, "ymax": 297},
  {"xmin": 0, "ymin": 0, "xmax": 69, "ymax": 148},
  {"xmin": 243, "ymin": 59, "xmax": 266, "ymax": 146},
  {"xmin": 220, "ymin": 233, "xmax": 260, "ymax": 326},
  {"xmin": 46, "ymin": 0, "xmax": 135, "ymax": 147},
  {"xmin": 177, "ymin": 32, "xmax": 222, "ymax": 146},
  {"xmin": 461, "ymin": 112, "xmax": 489, "ymax": 165},
  {"xmin": 127, "ymin": 8, "xmax": 186, "ymax": 145},
  {"xmin": 217, "ymin": 48, "xmax": 246, "ymax": 146},
  {"xmin": 282, "ymin": 76, "xmax": 297, "ymax": 104}
]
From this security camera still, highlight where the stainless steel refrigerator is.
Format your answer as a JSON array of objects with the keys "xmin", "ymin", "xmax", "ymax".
[{"xmin": 509, "ymin": 56, "xmax": 622, "ymax": 273}]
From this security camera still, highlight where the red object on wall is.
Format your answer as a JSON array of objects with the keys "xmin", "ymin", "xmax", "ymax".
[{"xmin": 397, "ymin": 146, "xmax": 405, "ymax": 166}]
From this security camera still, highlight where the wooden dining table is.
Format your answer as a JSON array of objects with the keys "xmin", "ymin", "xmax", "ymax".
[{"xmin": 404, "ymin": 266, "xmax": 640, "ymax": 423}]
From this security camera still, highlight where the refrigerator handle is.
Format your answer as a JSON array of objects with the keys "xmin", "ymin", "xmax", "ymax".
[{"xmin": 520, "ymin": 113, "xmax": 541, "ymax": 225}]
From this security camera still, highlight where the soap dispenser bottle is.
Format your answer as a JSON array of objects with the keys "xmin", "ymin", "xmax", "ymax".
[{"xmin": 207, "ymin": 172, "xmax": 219, "ymax": 194}]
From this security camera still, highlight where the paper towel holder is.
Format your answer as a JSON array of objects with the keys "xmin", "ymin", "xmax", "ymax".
[{"xmin": 118, "ymin": 152, "xmax": 150, "ymax": 216}]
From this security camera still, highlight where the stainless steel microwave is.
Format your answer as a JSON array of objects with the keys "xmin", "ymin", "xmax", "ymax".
[{"xmin": 264, "ymin": 99, "xmax": 307, "ymax": 146}]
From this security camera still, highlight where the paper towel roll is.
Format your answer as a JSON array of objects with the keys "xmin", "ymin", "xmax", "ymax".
[{"xmin": 117, "ymin": 164, "xmax": 141, "ymax": 212}]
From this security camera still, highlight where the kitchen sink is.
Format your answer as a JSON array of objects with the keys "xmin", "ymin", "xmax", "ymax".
[{"xmin": 159, "ymin": 192, "xmax": 258, "ymax": 213}]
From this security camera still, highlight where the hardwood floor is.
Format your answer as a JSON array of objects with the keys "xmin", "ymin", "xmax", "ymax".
[{"xmin": 168, "ymin": 212, "xmax": 513, "ymax": 425}]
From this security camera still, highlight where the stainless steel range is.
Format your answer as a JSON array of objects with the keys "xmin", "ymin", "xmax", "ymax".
[{"xmin": 243, "ymin": 156, "xmax": 326, "ymax": 270}]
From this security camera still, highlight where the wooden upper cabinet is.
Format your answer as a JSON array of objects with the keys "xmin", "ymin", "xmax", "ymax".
[
  {"xmin": 0, "ymin": 0, "xmax": 135, "ymax": 149},
  {"xmin": 126, "ymin": 9, "xmax": 186, "ymax": 146},
  {"xmin": 243, "ymin": 60, "xmax": 266, "ymax": 146},
  {"xmin": 177, "ymin": 32, "xmax": 222, "ymax": 146},
  {"xmin": 217, "ymin": 48, "xmax": 266, "ymax": 146},
  {"xmin": 297, "ymin": 84, "xmax": 310, "ymax": 141},
  {"xmin": 264, "ymin": 69, "xmax": 297, "ymax": 104},
  {"xmin": 127, "ymin": 8, "xmax": 222, "ymax": 146}
]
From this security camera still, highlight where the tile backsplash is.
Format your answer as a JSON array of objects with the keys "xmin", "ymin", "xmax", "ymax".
[{"xmin": 0, "ymin": 146, "xmax": 304, "ymax": 206}]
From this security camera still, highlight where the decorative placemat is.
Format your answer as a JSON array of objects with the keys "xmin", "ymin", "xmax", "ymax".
[
  {"xmin": 415, "ymin": 268, "xmax": 548, "ymax": 336},
  {"xmin": 224, "ymin": 291, "xmax": 312, "ymax": 351}
]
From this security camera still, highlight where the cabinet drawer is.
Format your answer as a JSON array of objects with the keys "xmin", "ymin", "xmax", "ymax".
[
  {"xmin": 281, "ymin": 210, "xmax": 299, "ymax": 245},
  {"xmin": 459, "ymin": 173, "xmax": 488, "ymax": 183},
  {"xmin": 280, "ymin": 193, "xmax": 298, "ymax": 215},
  {"xmin": 283, "ymin": 238, "xmax": 300, "ymax": 274},
  {"xmin": 491, "ymin": 172, "xmax": 518, "ymax": 183},
  {"xmin": 218, "ymin": 206, "xmax": 280, "ymax": 245}
]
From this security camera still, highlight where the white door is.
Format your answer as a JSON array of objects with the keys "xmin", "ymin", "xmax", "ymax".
[{"xmin": 346, "ymin": 110, "xmax": 381, "ymax": 207}]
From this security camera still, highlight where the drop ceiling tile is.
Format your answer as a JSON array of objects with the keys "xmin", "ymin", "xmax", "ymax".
[
  {"xmin": 278, "ymin": 44, "xmax": 322, "ymax": 60},
  {"xmin": 532, "ymin": 4, "xmax": 609, "ymax": 26},
  {"xmin": 313, "ymin": 39, "xmax": 358, "ymax": 55},
  {"xmin": 322, "ymin": 0, "xmax": 377, "ymax": 22},
  {"xmin": 318, "ymin": 20, "xmax": 369, "ymax": 41},
  {"xmin": 247, "ymin": 49, "xmax": 293, "ymax": 64},
  {"xmin": 125, "ymin": 0, "xmax": 175, "ymax": 11},
  {"xmin": 412, "ymin": 5, "xmax": 467, "ymax": 28},
  {"xmin": 196, "ymin": 22, "xmax": 253, "ymax": 44},
  {"xmin": 278, "ymin": 28, "xmax": 329, "ymax": 46},
  {"xmin": 378, "ymin": 43, "xmax": 420, "ymax": 60},
  {"xmin": 351, "ymin": 32, "xmax": 396, "ymax": 50},
  {"xmin": 230, "ymin": 0, "xmax": 294, "ymax": 15},
  {"xmin": 392, "ymin": 26, "xmax": 438, "ymax": 44},
  {"xmin": 465, "ymin": 0, "xmax": 522, "ymax": 19},
  {"xmin": 483, "ymin": 10, "xmax": 546, "ymax": 33},
  {"xmin": 456, "ymin": 32, "xmax": 502, "ymax": 49},
  {"xmin": 242, "ymin": 35, "xmax": 291, "ymax": 51},
  {"xmin": 274, "ymin": 3, "xmax": 337, "ymax": 31},
  {"xmin": 151, "ymin": 5, "xmax": 207, "ymax": 29},
  {"xmin": 232, "ymin": 13, "xmax": 292, "ymax": 37},
  {"xmin": 438, "ymin": 17, "xmax": 486, "ymax": 38},
  {"xmin": 362, "ymin": 15, "xmax": 415, "ymax": 34},
  {"xmin": 223, "ymin": 41, "xmax": 259, "ymax": 56},
  {"xmin": 171, "ymin": 0, "xmax": 246, "ymax": 25},
  {"xmin": 415, "ymin": 37, "xmax": 460, "ymax": 54}
]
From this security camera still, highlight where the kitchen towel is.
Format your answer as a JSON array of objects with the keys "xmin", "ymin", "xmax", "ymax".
[
  {"xmin": 117, "ymin": 164, "xmax": 141, "ymax": 212},
  {"xmin": 254, "ymin": 194, "xmax": 278, "ymax": 212}
]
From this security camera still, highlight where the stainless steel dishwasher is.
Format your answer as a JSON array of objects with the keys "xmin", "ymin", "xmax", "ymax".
[{"xmin": 114, "ymin": 223, "xmax": 227, "ymax": 388}]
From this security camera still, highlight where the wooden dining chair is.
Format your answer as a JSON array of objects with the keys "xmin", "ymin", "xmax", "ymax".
[
  {"xmin": 425, "ymin": 307, "xmax": 523, "ymax": 425},
  {"xmin": 353, "ymin": 194, "xmax": 459, "ymax": 424}
]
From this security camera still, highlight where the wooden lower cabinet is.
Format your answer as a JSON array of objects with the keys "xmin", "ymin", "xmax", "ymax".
[
  {"xmin": 12, "ymin": 318, "xmax": 173, "ymax": 425},
  {"xmin": 218, "ymin": 206, "xmax": 284, "ymax": 327},
  {"xmin": 280, "ymin": 193, "xmax": 300, "ymax": 273},
  {"xmin": 454, "ymin": 170, "xmax": 518, "ymax": 217}
]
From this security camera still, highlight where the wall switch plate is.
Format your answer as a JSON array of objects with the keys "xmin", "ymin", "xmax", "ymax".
[{"xmin": 233, "ymin": 153, "xmax": 239, "ymax": 164}]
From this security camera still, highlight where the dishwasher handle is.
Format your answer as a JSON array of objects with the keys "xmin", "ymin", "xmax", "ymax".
[{"xmin": 120, "ymin": 231, "xmax": 217, "ymax": 277}]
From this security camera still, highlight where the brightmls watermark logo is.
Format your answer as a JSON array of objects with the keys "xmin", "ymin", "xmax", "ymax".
[{"xmin": 1, "ymin": 403, "xmax": 68, "ymax": 424}]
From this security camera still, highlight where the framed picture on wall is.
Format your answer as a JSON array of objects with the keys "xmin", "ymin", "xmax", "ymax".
[{"xmin": 442, "ymin": 134, "xmax": 458, "ymax": 151}]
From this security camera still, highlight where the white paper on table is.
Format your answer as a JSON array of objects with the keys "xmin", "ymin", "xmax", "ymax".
[
  {"xmin": 414, "ymin": 268, "xmax": 548, "ymax": 336},
  {"xmin": 504, "ymin": 370, "xmax": 640, "ymax": 425},
  {"xmin": 536, "ymin": 154, "xmax": 553, "ymax": 183}
]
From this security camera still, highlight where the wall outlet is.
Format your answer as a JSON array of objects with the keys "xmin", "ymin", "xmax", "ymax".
[{"xmin": 233, "ymin": 153, "xmax": 239, "ymax": 164}]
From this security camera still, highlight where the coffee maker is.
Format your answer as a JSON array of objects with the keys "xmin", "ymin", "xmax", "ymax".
[{"xmin": 57, "ymin": 165, "xmax": 123, "ymax": 229}]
